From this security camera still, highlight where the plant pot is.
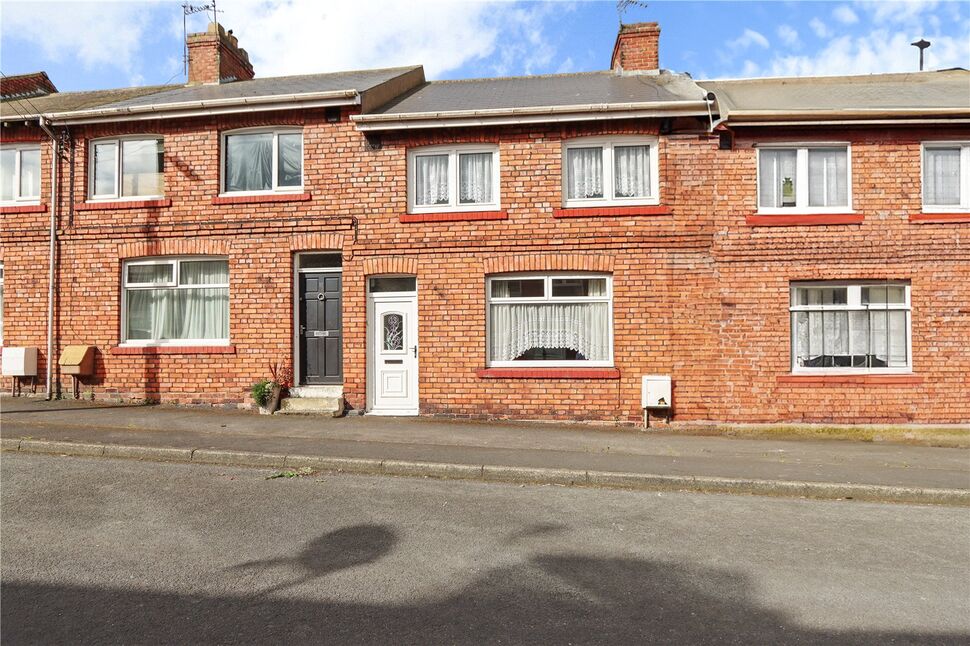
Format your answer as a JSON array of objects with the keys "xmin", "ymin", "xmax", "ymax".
[{"xmin": 264, "ymin": 383, "xmax": 283, "ymax": 414}]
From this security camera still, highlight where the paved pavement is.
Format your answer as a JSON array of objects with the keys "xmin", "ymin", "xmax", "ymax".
[
  {"xmin": 2, "ymin": 452, "xmax": 968, "ymax": 644},
  {"xmin": 2, "ymin": 397, "xmax": 968, "ymax": 493}
]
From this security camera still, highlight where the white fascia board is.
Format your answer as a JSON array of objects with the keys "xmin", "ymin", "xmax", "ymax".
[
  {"xmin": 353, "ymin": 99, "xmax": 710, "ymax": 123},
  {"xmin": 727, "ymin": 117, "xmax": 970, "ymax": 127},
  {"xmin": 354, "ymin": 105, "xmax": 711, "ymax": 131},
  {"xmin": 45, "ymin": 90, "xmax": 360, "ymax": 125}
]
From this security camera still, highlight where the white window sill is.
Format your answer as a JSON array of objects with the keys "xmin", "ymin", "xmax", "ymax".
[
  {"xmin": 87, "ymin": 195, "xmax": 165, "ymax": 203},
  {"xmin": 920, "ymin": 207, "xmax": 970, "ymax": 214},
  {"xmin": 218, "ymin": 189, "xmax": 304, "ymax": 198},
  {"xmin": 488, "ymin": 362, "xmax": 615, "ymax": 369},
  {"xmin": 0, "ymin": 200, "xmax": 41, "ymax": 207},
  {"xmin": 563, "ymin": 198, "xmax": 659, "ymax": 209},
  {"xmin": 789, "ymin": 369, "xmax": 912, "ymax": 376},
  {"xmin": 756, "ymin": 207, "xmax": 855, "ymax": 215},
  {"xmin": 409, "ymin": 203, "xmax": 501, "ymax": 214}
]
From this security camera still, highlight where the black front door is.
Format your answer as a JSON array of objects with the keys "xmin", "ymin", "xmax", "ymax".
[{"xmin": 299, "ymin": 273, "xmax": 342, "ymax": 384}]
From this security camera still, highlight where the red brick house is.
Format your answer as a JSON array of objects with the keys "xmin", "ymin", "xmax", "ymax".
[{"xmin": 1, "ymin": 22, "xmax": 968, "ymax": 424}]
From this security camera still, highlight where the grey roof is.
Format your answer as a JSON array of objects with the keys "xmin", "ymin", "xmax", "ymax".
[
  {"xmin": 1, "ymin": 84, "xmax": 174, "ymax": 119},
  {"xmin": 700, "ymin": 69, "xmax": 970, "ymax": 122},
  {"xmin": 371, "ymin": 70, "xmax": 707, "ymax": 115},
  {"xmin": 92, "ymin": 66, "xmax": 422, "ymax": 112}
]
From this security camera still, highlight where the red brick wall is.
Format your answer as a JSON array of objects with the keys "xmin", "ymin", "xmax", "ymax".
[
  {"xmin": 1, "ymin": 112, "xmax": 967, "ymax": 423},
  {"xmin": 611, "ymin": 22, "xmax": 660, "ymax": 72}
]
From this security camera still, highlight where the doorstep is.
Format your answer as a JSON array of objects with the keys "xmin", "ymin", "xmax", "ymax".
[{"xmin": 278, "ymin": 384, "xmax": 344, "ymax": 417}]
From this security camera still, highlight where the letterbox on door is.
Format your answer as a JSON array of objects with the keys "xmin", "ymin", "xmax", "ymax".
[{"xmin": 59, "ymin": 345, "xmax": 96, "ymax": 376}]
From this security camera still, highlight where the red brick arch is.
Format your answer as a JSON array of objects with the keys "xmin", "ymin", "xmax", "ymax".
[
  {"xmin": 483, "ymin": 253, "xmax": 615, "ymax": 274},
  {"xmin": 290, "ymin": 233, "xmax": 345, "ymax": 251},
  {"xmin": 117, "ymin": 238, "xmax": 230, "ymax": 259},
  {"xmin": 363, "ymin": 256, "xmax": 418, "ymax": 276}
]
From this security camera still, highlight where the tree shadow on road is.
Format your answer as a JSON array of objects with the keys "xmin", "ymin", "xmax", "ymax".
[{"xmin": 3, "ymin": 523, "xmax": 962, "ymax": 645}]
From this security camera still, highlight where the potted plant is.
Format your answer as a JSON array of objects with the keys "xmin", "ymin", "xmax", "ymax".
[{"xmin": 251, "ymin": 359, "xmax": 293, "ymax": 414}]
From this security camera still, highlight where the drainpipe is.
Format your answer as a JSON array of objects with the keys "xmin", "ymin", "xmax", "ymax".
[{"xmin": 38, "ymin": 117, "xmax": 58, "ymax": 400}]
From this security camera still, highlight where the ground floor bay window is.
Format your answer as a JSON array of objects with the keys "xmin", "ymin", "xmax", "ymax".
[
  {"xmin": 487, "ymin": 274, "xmax": 612, "ymax": 367},
  {"xmin": 122, "ymin": 257, "xmax": 229, "ymax": 345},
  {"xmin": 790, "ymin": 281, "xmax": 911, "ymax": 372}
]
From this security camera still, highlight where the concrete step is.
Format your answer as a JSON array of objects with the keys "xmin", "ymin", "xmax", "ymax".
[
  {"xmin": 289, "ymin": 385, "xmax": 343, "ymax": 399},
  {"xmin": 278, "ymin": 396, "xmax": 344, "ymax": 417}
]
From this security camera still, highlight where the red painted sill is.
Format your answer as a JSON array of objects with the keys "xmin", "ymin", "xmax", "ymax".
[
  {"xmin": 76, "ymin": 199, "xmax": 172, "ymax": 211},
  {"xmin": 212, "ymin": 192, "xmax": 311, "ymax": 205},
  {"xmin": 777, "ymin": 374, "xmax": 922, "ymax": 386},
  {"xmin": 909, "ymin": 212, "xmax": 970, "ymax": 223},
  {"xmin": 477, "ymin": 368, "xmax": 620, "ymax": 379},
  {"xmin": 0, "ymin": 203, "xmax": 47, "ymax": 214},
  {"xmin": 553, "ymin": 205, "xmax": 671, "ymax": 218},
  {"xmin": 110, "ymin": 345, "xmax": 236, "ymax": 355},
  {"xmin": 400, "ymin": 210, "xmax": 508, "ymax": 223},
  {"xmin": 746, "ymin": 213, "xmax": 863, "ymax": 226}
]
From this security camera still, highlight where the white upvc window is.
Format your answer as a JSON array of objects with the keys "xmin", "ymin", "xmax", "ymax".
[
  {"xmin": 407, "ymin": 144, "xmax": 500, "ymax": 213},
  {"xmin": 221, "ymin": 127, "xmax": 303, "ymax": 195},
  {"xmin": 757, "ymin": 144, "xmax": 852, "ymax": 214},
  {"xmin": 486, "ymin": 273, "xmax": 613, "ymax": 368},
  {"xmin": 922, "ymin": 142, "xmax": 970, "ymax": 212},
  {"xmin": 562, "ymin": 136, "xmax": 659, "ymax": 208},
  {"xmin": 121, "ymin": 257, "xmax": 229, "ymax": 346},
  {"xmin": 89, "ymin": 136, "xmax": 164, "ymax": 200},
  {"xmin": 1, "ymin": 144, "xmax": 42, "ymax": 205},
  {"xmin": 790, "ymin": 281, "xmax": 912, "ymax": 374}
]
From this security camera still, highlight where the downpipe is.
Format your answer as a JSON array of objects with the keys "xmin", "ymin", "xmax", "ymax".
[{"xmin": 38, "ymin": 117, "xmax": 59, "ymax": 400}]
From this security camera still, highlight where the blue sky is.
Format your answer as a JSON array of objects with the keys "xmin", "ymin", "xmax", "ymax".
[{"xmin": 2, "ymin": 1, "xmax": 968, "ymax": 92}]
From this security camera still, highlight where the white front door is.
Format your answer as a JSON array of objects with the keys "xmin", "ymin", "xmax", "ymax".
[{"xmin": 367, "ymin": 288, "xmax": 418, "ymax": 415}]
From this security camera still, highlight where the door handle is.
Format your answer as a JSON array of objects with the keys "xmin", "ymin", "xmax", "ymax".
[
  {"xmin": 300, "ymin": 325, "xmax": 306, "ymax": 334},
  {"xmin": 411, "ymin": 345, "xmax": 418, "ymax": 358}
]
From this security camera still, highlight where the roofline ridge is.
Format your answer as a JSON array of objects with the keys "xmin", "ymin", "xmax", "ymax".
[
  {"xmin": 698, "ymin": 68, "xmax": 968, "ymax": 84},
  {"xmin": 425, "ymin": 70, "xmax": 616, "ymax": 85}
]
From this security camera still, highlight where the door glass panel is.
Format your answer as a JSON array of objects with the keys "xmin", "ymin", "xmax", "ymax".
[
  {"xmin": 383, "ymin": 313, "xmax": 404, "ymax": 351},
  {"xmin": 369, "ymin": 277, "xmax": 416, "ymax": 292},
  {"xmin": 299, "ymin": 253, "xmax": 342, "ymax": 269}
]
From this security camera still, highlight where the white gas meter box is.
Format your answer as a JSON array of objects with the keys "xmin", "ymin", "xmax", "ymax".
[
  {"xmin": 641, "ymin": 375, "xmax": 671, "ymax": 409},
  {"xmin": 2, "ymin": 347, "xmax": 38, "ymax": 377}
]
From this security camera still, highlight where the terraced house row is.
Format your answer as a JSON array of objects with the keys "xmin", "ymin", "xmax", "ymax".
[{"xmin": 1, "ymin": 21, "xmax": 968, "ymax": 423}]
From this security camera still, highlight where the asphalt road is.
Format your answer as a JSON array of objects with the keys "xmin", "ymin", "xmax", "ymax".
[{"xmin": 2, "ymin": 453, "xmax": 968, "ymax": 645}]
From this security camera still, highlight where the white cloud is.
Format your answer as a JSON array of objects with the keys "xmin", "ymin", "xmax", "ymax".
[
  {"xmin": 0, "ymin": 1, "xmax": 158, "ymax": 73},
  {"xmin": 727, "ymin": 28, "xmax": 770, "ymax": 51},
  {"xmin": 760, "ymin": 28, "xmax": 970, "ymax": 77},
  {"xmin": 777, "ymin": 24, "xmax": 800, "ymax": 48},
  {"xmin": 833, "ymin": 5, "xmax": 859, "ymax": 24},
  {"xmin": 861, "ymin": 0, "xmax": 941, "ymax": 25},
  {"xmin": 215, "ymin": 0, "xmax": 558, "ymax": 80},
  {"xmin": 809, "ymin": 18, "xmax": 831, "ymax": 39}
]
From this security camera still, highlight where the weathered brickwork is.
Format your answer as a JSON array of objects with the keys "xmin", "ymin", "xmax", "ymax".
[{"xmin": 1, "ymin": 107, "xmax": 967, "ymax": 423}]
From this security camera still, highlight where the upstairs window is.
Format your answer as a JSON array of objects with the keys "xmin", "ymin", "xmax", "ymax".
[
  {"xmin": 1, "ymin": 144, "xmax": 41, "ymax": 204},
  {"xmin": 122, "ymin": 257, "xmax": 229, "ymax": 346},
  {"xmin": 758, "ymin": 145, "xmax": 851, "ymax": 213},
  {"xmin": 790, "ymin": 282, "xmax": 911, "ymax": 373},
  {"xmin": 89, "ymin": 137, "xmax": 164, "ymax": 200},
  {"xmin": 562, "ymin": 137, "xmax": 659, "ymax": 208},
  {"xmin": 923, "ymin": 142, "xmax": 970, "ymax": 211},
  {"xmin": 487, "ymin": 273, "xmax": 613, "ymax": 367},
  {"xmin": 407, "ymin": 145, "xmax": 500, "ymax": 213},
  {"xmin": 222, "ymin": 128, "xmax": 303, "ymax": 194}
]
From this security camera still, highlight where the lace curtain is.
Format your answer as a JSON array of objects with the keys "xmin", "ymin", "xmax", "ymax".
[
  {"xmin": 490, "ymin": 279, "xmax": 609, "ymax": 362},
  {"xmin": 414, "ymin": 154, "xmax": 449, "ymax": 205},
  {"xmin": 459, "ymin": 153, "xmax": 493, "ymax": 204},
  {"xmin": 566, "ymin": 147, "xmax": 604, "ymax": 199},
  {"xmin": 794, "ymin": 309, "xmax": 906, "ymax": 367},
  {"xmin": 808, "ymin": 148, "xmax": 848, "ymax": 207},
  {"xmin": 924, "ymin": 148, "xmax": 961, "ymax": 205},
  {"xmin": 225, "ymin": 133, "xmax": 273, "ymax": 192},
  {"xmin": 126, "ymin": 261, "xmax": 229, "ymax": 341},
  {"xmin": 614, "ymin": 145, "xmax": 650, "ymax": 198}
]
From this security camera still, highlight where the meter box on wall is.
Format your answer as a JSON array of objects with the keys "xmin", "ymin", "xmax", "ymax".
[
  {"xmin": 2, "ymin": 347, "xmax": 38, "ymax": 377},
  {"xmin": 641, "ymin": 375, "xmax": 671, "ymax": 409}
]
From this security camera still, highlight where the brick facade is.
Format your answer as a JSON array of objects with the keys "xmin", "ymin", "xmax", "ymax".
[{"xmin": 3, "ymin": 107, "xmax": 966, "ymax": 423}]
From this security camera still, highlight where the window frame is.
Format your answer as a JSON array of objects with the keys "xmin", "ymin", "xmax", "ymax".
[
  {"xmin": 756, "ymin": 143, "xmax": 853, "ymax": 215},
  {"xmin": 87, "ymin": 135, "xmax": 165, "ymax": 202},
  {"xmin": 485, "ymin": 272, "xmax": 614, "ymax": 368},
  {"xmin": 406, "ymin": 144, "xmax": 501, "ymax": 214},
  {"xmin": 789, "ymin": 280, "xmax": 912, "ymax": 375},
  {"xmin": 1, "ymin": 143, "xmax": 43, "ymax": 205},
  {"xmin": 220, "ymin": 127, "xmax": 304, "ymax": 196},
  {"xmin": 120, "ymin": 255, "xmax": 230, "ymax": 347},
  {"xmin": 921, "ymin": 141, "xmax": 970, "ymax": 213},
  {"xmin": 561, "ymin": 136, "xmax": 660, "ymax": 208}
]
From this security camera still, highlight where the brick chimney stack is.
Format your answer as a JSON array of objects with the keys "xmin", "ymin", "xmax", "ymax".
[
  {"xmin": 610, "ymin": 22, "xmax": 661, "ymax": 73},
  {"xmin": 186, "ymin": 23, "xmax": 255, "ymax": 85}
]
